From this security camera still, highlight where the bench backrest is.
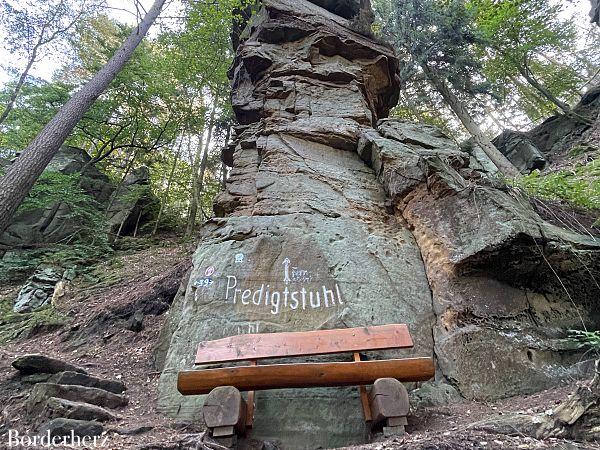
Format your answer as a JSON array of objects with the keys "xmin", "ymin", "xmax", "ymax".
[{"xmin": 195, "ymin": 324, "xmax": 413, "ymax": 365}]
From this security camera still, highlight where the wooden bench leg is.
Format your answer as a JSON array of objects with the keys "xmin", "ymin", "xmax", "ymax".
[
  {"xmin": 203, "ymin": 386, "xmax": 247, "ymax": 446},
  {"xmin": 354, "ymin": 352, "xmax": 373, "ymax": 421},
  {"xmin": 246, "ymin": 360, "xmax": 257, "ymax": 429},
  {"xmin": 368, "ymin": 378, "xmax": 409, "ymax": 436}
]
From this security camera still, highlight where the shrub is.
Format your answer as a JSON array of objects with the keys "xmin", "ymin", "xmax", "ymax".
[{"xmin": 514, "ymin": 158, "xmax": 600, "ymax": 219}]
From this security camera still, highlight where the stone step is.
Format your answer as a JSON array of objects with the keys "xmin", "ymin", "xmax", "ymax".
[
  {"xmin": 27, "ymin": 383, "xmax": 128, "ymax": 416},
  {"xmin": 38, "ymin": 418, "xmax": 103, "ymax": 439},
  {"xmin": 49, "ymin": 371, "xmax": 126, "ymax": 394},
  {"xmin": 41, "ymin": 397, "xmax": 118, "ymax": 423},
  {"xmin": 12, "ymin": 354, "xmax": 86, "ymax": 375}
]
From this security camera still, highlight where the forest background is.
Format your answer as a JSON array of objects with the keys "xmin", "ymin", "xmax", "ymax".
[{"xmin": 0, "ymin": 0, "xmax": 598, "ymax": 271}]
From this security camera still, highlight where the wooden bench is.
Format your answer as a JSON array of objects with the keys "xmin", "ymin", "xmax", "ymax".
[{"xmin": 177, "ymin": 324, "xmax": 434, "ymax": 444}]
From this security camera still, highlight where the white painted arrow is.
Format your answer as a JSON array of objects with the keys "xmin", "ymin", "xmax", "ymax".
[{"xmin": 283, "ymin": 258, "xmax": 291, "ymax": 285}]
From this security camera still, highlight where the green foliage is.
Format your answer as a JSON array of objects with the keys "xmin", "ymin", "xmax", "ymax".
[
  {"xmin": 468, "ymin": 0, "xmax": 584, "ymax": 120},
  {"xmin": 514, "ymin": 158, "xmax": 600, "ymax": 213},
  {"xmin": 0, "ymin": 79, "xmax": 72, "ymax": 150},
  {"xmin": 566, "ymin": 330, "xmax": 600, "ymax": 350},
  {"xmin": 0, "ymin": 171, "xmax": 112, "ymax": 282},
  {"xmin": 0, "ymin": 0, "xmax": 246, "ymax": 239},
  {"xmin": 19, "ymin": 171, "xmax": 108, "ymax": 242},
  {"xmin": 0, "ymin": 289, "xmax": 67, "ymax": 344}
]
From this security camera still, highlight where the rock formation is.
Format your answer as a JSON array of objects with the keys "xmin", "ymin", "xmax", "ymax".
[
  {"xmin": 157, "ymin": 0, "xmax": 600, "ymax": 448},
  {"xmin": 0, "ymin": 146, "xmax": 157, "ymax": 249},
  {"xmin": 494, "ymin": 86, "xmax": 600, "ymax": 171},
  {"xmin": 11, "ymin": 354, "xmax": 127, "ymax": 439}
]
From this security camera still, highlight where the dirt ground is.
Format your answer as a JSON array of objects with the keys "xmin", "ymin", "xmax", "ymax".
[{"xmin": 0, "ymin": 241, "xmax": 598, "ymax": 450}]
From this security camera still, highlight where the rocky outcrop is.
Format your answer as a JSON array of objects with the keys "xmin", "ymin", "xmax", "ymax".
[
  {"xmin": 494, "ymin": 86, "xmax": 600, "ymax": 169},
  {"xmin": 106, "ymin": 166, "xmax": 158, "ymax": 237},
  {"xmin": 13, "ymin": 268, "xmax": 64, "ymax": 313},
  {"xmin": 27, "ymin": 383, "xmax": 128, "ymax": 415},
  {"xmin": 41, "ymin": 397, "xmax": 118, "ymax": 423},
  {"xmin": 592, "ymin": 0, "xmax": 599, "ymax": 26},
  {"xmin": 157, "ymin": 0, "xmax": 600, "ymax": 448},
  {"xmin": 0, "ymin": 146, "xmax": 157, "ymax": 248},
  {"xmin": 48, "ymin": 371, "xmax": 126, "ymax": 394},
  {"xmin": 359, "ymin": 119, "xmax": 600, "ymax": 400},
  {"xmin": 38, "ymin": 418, "xmax": 104, "ymax": 438},
  {"xmin": 11, "ymin": 354, "xmax": 127, "ymax": 439},
  {"xmin": 158, "ymin": 1, "xmax": 429, "ymax": 448},
  {"xmin": 491, "ymin": 130, "xmax": 547, "ymax": 173}
]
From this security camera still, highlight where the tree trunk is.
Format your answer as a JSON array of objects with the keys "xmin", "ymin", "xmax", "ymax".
[
  {"xmin": 221, "ymin": 126, "xmax": 231, "ymax": 190},
  {"xmin": 0, "ymin": 46, "xmax": 38, "ymax": 125},
  {"xmin": 152, "ymin": 134, "xmax": 185, "ymax": 235},
  {"xmin": 0, "ymin": 0, "xmax": 167, "ymax": 235},
  {"xmin": 518, "ymin": 64, "xmax": 573, "ymax": 115},
  {"xmin": 185, "ymin": 101, "xmax": 218, "ymax": 238},
  {"xmin": 105, "ymin": 148, "xmax": 138, "ymax": 215},
  {"xmin": 421, "ymin": 64, "xmax": 520, "ymax": 178},
  {"xmin": 517, "ymin": 59, "xmax": 592, "ymax": 125}
]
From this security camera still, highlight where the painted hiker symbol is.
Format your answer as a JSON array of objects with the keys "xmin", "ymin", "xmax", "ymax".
[{"xmin": 283, "ymin": 258, "xmax": 291, "ymax": 285}]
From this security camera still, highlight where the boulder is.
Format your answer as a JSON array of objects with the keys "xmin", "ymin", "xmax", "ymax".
[
  {"xmin": 0, "ymin": 146, "xmax": 159, "ymax": 248},
  {"xmin": 12, "ymin": 354, "xmax": 86, "ymax": 375},
  {"xmin": 13, "ymin": 268, "xmax": 63, "ymax": 313},
  {"xmin": 48, "ymin": 371, "xmax": 126, "ymax": 395},
  {"xmin": 409, "ymin": 382, "xmax": 463, "ymax": 410},
  {"xmin": 38, "ymin": 418, "xmax": 103, "ymax": 438},
  {"xmin": 41, "ymin": 397, "xmax": 118, "ymax": 422},
  {"xmin": 505, "ymin": 85, "xmax": 600, "ymax": 164},
  {"xmin": 0, "ymin": 146, "xmax": 112, "ymax": 248},
  {"xmin": 27, "ymin": 383, "xmax": 128, "ymax": 416},
  {"xmin": 492, "ymin": 130, "xmax": 547, "ymax": 173},
  {"xmin": 106, "ymin": 166, "xmax": 158, "ymax": 237}
]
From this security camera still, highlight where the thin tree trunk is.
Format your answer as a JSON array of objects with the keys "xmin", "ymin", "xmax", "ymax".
[
  {"xmin": 185, "ymin": 133, "xmax": 203, "ymax": 238},
  {"xmin": 0, "ymin": 0, "xmax": 166, "ymax": 235},
  {"xmin": 483, "ymin": 105, "xmax": 506, "ymax": 132},
  {"xmin": 0, "ymin": 47, "xmax": 38, "ymax": 125},
  {"xmin": 185, "ymin": 101, "xmax": 218, "ymax": 238},
  {"xmin": 508, "ymin": 74, "xmax": 548, "ymax": 124},
  {"xmin": 517, "ymin": 59, "xmax": 592, "ymax": 125},
  {"xmin": 221, "ymin": 126, "xmax": 231, "ymax": 190},
  {"xmin": 152, "ymin": 134, "xmax": 185, "ymax": 235},
  {"xmin": 185, "ymin": 97, "xmax": 217, "ymax": 237},
  {"xmin": 105, "ymin": 149, "xmax": 138, "ymax": 215},
  {"xmin": 422, "ymin": 64, "xmax": 520, "ymax": 178},
  {"xmin": 133, "ymin": 209, "xmax": 143, "ymax": 238},
  {"xmin": 518, "ymin": 64, "xmax": 573, "ymax": 115}
]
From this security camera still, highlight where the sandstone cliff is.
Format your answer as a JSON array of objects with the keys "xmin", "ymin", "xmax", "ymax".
[{"xmin": 156, "ymin": 1, "xmax": 600, "ymax": 448}]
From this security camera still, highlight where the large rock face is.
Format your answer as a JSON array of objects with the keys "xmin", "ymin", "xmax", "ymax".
[
  {"xmin": 158, "ymin": 1, "xmax": 432, "ymax": 448},
  {"xmin": 0, "ymin": 146, "xmax": 157, "ymax": 248},
  {"xmin": 157, "ymin": 0, "xmax": 600, "ymax": 448},
  {"xmin": 359, "ymin": 119, "xmax": 600, "ymax": 401}
]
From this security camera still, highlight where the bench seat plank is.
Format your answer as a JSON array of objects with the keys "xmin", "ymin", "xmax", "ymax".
[
  {"xmin": 179, "ymin": 357, "xmax": 434, "ymax": 395},
  {"xmin": 195, "ymin": 324, "xmax": 414, "ymax": 365}
]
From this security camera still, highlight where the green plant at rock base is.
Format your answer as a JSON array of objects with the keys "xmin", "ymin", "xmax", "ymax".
[
  {"xmin": 0, "ymin": 295, "xmax": 67, "ymax": 344},
  {"xmin": 513, "ymin": 158, "xmax": 600, "ymax": 217},
  {"xmin": 567, "ymin": 330, "xmax": 600, "ymax": 350},
  {"xmin": 0, "ymin": 171, "xmax": 112, "ymax": 283}
]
